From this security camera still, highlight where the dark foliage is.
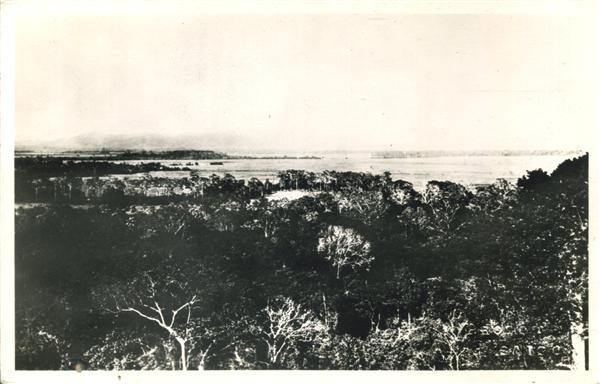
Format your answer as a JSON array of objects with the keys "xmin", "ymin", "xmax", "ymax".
[{"xmin": 14, "ymin": 154, "xmax": 588, "ymax": 370}]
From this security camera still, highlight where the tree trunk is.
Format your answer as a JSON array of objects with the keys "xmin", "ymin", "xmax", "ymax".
[
  {"xmin": 176, "ymin": 337, "xmax": 188, "ymax": 370},
  {"xmin": 570, "ymin": 319, "xmax": 585, "ymax": 370},
  {"xmin": 268, "ymin": 343, "xmax": 278, "ymax": 365},
  {"xmin": 569, "ymin": 292, "xmax": 586, "ymax": 369},
  {"xmin": 322, "ymin": 293, "xmax": 329, "ymax": 328}
]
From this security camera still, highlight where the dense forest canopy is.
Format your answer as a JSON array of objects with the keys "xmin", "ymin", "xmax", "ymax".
[{"xmin": 14, "ymin": 154, "xmax": 588, "ymax": 370}]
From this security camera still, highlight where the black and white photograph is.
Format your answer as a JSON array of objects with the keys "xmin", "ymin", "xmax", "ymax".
[{"xmin": 0, "ymin": 0, "xmax": 597, "ymax": 382}]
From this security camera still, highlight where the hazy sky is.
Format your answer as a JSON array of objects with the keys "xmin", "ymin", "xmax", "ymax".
[{"xmin": 14, "ymin": 5, "xmax": 598, "ymax": 151}]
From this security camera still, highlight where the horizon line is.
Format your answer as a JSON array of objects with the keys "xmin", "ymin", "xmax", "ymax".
[{"xmin": 14, "ymin": 147, "xmax": 586, "ymax": 154}]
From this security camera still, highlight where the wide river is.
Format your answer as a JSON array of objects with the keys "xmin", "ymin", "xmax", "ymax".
[{"xmin": 111, "ymin": 153, "xmax": 579, "ymax": 190}]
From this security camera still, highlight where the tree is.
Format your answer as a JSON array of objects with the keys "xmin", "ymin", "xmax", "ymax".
[
  {"xmin": 247, "ymin": 177, "xmax": 265, "ymax": 198},
  {"xmin": 244, "ymin": 198, "xmax": 290, "ymax": 239},
  {"xmin": 431, "ymin": 310, "xmax": 474, "ymax": 370},
  {"xmin": 334, "ymin": 190, "xmax": 388, "ymax": 225},
  {"xmin": 317, "ymin": 225, "xmax": 373, "ymax": 279},
  {"xmin": 509, "ymin": 154, "xmax": 588, "ymax": 369},
  {"xmin": 550, "ymin": 154, "xmax": 588, "ymax": 370},
  {"xmin": 423, "ymin": 181, "xmax": 472, "ymax": 234},
  {"xmin": 17, "ymin": 322, "xmax": 72, "ymax": 370},
  {"xmin": 386, "ymin": 180, "xmax": 420, "ymax": 207},
  {"xmin": 93, "ymin": 267, "xmax": 214, "ymax": 370},
  {"xmin": 517, "ymin": 168, "xmax": 551, "ymax": 191},
  {"xmin": 85, "ymin": 330, "xmax": 178, "ymax": 370},
  {"xmin": 471, "ymin": 179, "xmax": 517, "ymax": 214},
  {"xmin": 254, "ymin": 297, "xmax": 327, "ymax": 367},
  {"xmin": 117, "ymin": 274, "xmax": 197, "ymax": 370}
]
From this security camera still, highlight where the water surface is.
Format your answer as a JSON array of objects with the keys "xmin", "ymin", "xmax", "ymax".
[{"xmin": 109, "ymin": 154, "xmax": 575, "ymax": 190}]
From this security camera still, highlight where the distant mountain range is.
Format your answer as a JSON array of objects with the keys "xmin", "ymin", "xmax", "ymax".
[{"xmin": 16, "ymin": 133, "xmax": 261, "ymax": 152}]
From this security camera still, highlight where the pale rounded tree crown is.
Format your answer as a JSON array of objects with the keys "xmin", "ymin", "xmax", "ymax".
[{"xmin": 317, "ymin": 225, "xmax": 374, "ymax": 277}]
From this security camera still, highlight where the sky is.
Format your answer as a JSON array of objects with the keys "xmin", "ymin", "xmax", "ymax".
[{"xmin": 13, "ymin": 2, "xmax": 598, "ymax": 152}]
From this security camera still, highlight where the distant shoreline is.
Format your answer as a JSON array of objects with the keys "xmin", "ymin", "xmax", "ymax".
[
  {"xmin": 13, "ymin": 149, "xmax": 322, "ymax": 161},
  {"xmin": 371, "ymin": 149, "xmax": 584, "ymax": 159},
  {"xmin": 14, "ymin": 148, "xmax": 583, "ymax": 160}
]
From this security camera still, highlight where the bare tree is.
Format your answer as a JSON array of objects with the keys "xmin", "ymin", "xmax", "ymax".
[
  {"xmin": 96, "ymin": 270, "xmax": 214, "ymax": 370},
  {"xmin": 115, "ymin": 273, "xmax": 197, "ymax": 370},
  {"xmin": 317, "ymin": 225, "xmax": 373, "ymax": 279},
  {"xmin": 432, "ymin": 310, "xmax": 474, "ymax": 370},
  {"xmin": 256, "ymin": 297, "xmax": 326, "ymax": 367}
]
